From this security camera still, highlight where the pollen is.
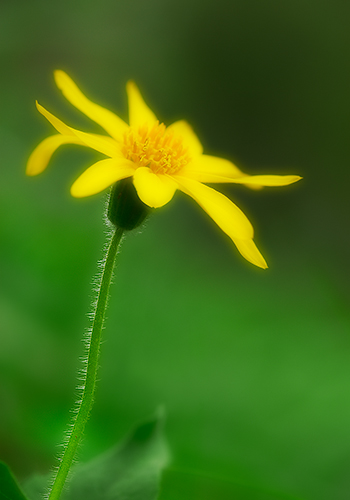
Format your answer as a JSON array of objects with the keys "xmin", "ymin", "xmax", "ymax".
[{"xmin": 122, "ymin": 121, "xmax": 191, "ymax": 175}]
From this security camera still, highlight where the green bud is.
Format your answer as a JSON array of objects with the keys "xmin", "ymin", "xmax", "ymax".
[{"xmin": 107, "ymin": 179, "xmax": 150, "ymax": 230}]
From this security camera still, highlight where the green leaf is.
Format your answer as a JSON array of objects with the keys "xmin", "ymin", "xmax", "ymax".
[
  {"xmin": 158, "ymin": 469, "xmax": 305, "ymax": 500},
  {"xmin": 0, "ymin": 462, "xmax": 30, "ymax": 500},
  {"xmin": 24, "ymin": 410, "xmax": 169, "ymax": 500}
]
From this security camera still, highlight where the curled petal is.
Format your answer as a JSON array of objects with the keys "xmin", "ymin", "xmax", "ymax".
[
  {"xmin": 26, "ymin": 134, "xmax": 83, "ymax": 176},
  {"xmin": 126, "ymin": 81, "xmax": 158, "ymax": 129},
  {"xmin": 182, "ymin": 154, "xmax": 245, "ymax": 182},
  {"xmin": 36, "ymin": 102, "xmax": 121, "ymax": 157},
  {"xmin": 54, "ymin": 70, "xmax": 128, "ymax": 141},
  {"xmin": 174, "ymin": 176, "xmax": 254, "ymax": 240},
  {"xmin": 71, "ymin": 158, "xmax": 135, "ymax": 198},
  {"xmin": 167, "ymin": 120, "xmax": 203, "ymax": 157},
  {"xmin": 182, "ymin": 157, "xmax": 302, "ymax": 190},
  {"xmin": 133, "ymin": 168, "xmax": 177, "ymax": 208},
  {"xmin": 227, "ymin": 174, "xmax": 302, "ymax": 187},
  {"xmin": 36, "ymin": 101, "xmax": 73, "ymax": 136},
  {"xmin": 233, "ymin": 238, "xmax": 268, "ymax": 269}
]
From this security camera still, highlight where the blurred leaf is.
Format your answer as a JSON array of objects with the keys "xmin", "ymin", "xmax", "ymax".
[
  {"xmin": 0, "ymin": 462, "xmax": 29, "ymax": 500},
  {"xmin": 158, "ymin": 468, "xmax": 304, "ymax": 500},
  {"xmin": 23, "ymin": 410, "xmax": 169, "ymax": 500}
]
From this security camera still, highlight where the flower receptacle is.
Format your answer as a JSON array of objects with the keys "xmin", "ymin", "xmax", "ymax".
[{"xmin": 107, "ymin": 179, "xmax": 151, "ymax": 230}]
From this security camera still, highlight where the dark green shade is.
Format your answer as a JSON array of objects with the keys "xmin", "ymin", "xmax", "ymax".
[
  {"xmin": 0, "ymin": 462, "xmax": 29, "ymax": 500},
  {"xmin": 107, "ymin": 179, "xmax": 151, "ymax": 230}
]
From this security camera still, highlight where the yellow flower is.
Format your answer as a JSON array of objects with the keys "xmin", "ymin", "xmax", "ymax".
[{"xmin": 27, "ymin": 71, "xmax": 301, "ymax": 269}]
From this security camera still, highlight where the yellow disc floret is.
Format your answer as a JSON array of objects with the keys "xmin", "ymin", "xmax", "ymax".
[{"xmin": 122, "ymin": 121, "xmax": 191, "ymax": 175}]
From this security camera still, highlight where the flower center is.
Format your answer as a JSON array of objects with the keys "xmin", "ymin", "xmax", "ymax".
[{"xmin": 122, "ymin": 122, "xmax": 191, "ymax": 175}]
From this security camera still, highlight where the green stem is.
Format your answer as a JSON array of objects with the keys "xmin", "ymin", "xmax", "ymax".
[{"xmin": 48, "ymin": 227, "xmax": 124, "ymax": 500}]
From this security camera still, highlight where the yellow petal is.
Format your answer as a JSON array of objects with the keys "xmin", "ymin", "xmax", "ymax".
[
  {"xmin": 36, "ymin": 101, "xmax": 73, "ymax": 136},
  {"xmin": 233, "ymin": 238, "xmax": 268, "ymax": 269},
  {"xmin": 174, "ymin": 176, "xmax": 254, "ymax": 240},
  {"xmin": 54, "ymin": 70, "xmax": 128, "ymax": 141},
  {"xmin": 36, "ymin": 102, "xmax": 121, "ymax": 157},
  {"xmin": 26, "ymin": 135, "xmax": 83, "ymax": 176},
  {"xmin": 74, "ymin": 133, "xmax": 122, "ymax": 158},
  {"xmin": 71, "ymin": 158, "xmax": 135, "ymax": 198},
  {"xmin": 126, "ymin": 81, "xmax": 158, "ymax": 129},
  {"xmin": 133, "ymin": 168, "xmax": 177, "ymax": 208},
  {"xmin": 167, "ymin": 120, "xmax": 203, "ymax": 157},
  {"xmin": 182, "ymin": 154, "xmax": 245, "ymax": 182},
  {"xmin": 227, "ymin": 174, "xmax": 302, "ymax": 187}
]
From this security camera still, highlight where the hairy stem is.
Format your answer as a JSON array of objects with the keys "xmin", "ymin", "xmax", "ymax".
[{"xmin": 48, "ymin": 227, "xmax": 124, "ymax": 500}]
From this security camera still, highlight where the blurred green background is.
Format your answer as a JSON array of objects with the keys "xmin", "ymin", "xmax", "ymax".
[{"xmin": 1, "ymin": 0, "xmax": 350, "ymax": 499}]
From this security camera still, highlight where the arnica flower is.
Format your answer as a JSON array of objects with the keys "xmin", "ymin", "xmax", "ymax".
[{"xmin": 27, "ymin": 71, "xmax": 301, "ymax": 269}]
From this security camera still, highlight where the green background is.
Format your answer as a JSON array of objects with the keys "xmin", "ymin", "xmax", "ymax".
[{"xmin": 1, "ymin": 0, "xmax": 350, "ymax": 499}]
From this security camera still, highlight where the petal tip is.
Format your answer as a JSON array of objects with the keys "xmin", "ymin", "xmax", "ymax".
[
  {"xmin": 35, "ymin": 101, "xmax": 46, "ymax": 115},
  {"xmin": 287, "ymin": 175, "xmax": 303, "ymax": 185},
  {"xmin": 126, "ymin": 80, "xmax": 136, "ymax": 91},
  {"xmin": 233, "ymin": 238, "xmax": 268, "ymax": 269},
  {"xmin": 70, "ymin": 183, "xmax": 84, "ymax": 198},
  {"xmin": 25, "ymin": 166, "xmax": 37, "ymax": 176},
  {"xmin": 250, "ymin": 251, "xmax": 268, "ymax": 269},
  {"xmin": 54, "ymin": 69, "xmax": 69, "ymax": 88},
  {"xmin": 26, "ymin": 156, "xmax": 41, "ymax": 175}
]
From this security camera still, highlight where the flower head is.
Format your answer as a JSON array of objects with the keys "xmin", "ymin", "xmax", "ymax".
[{"xmin": 27, "ymin": 71, "xmax": 301, "ymax": 268}]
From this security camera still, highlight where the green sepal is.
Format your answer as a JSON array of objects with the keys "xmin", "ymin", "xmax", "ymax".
[
  {"xmin": 0, "ymin": 462, "xmax": 30, "ymax": 500},
  {"xmin": 107, "ymin": 179, "xmax": 151, "ymax": 230}
]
